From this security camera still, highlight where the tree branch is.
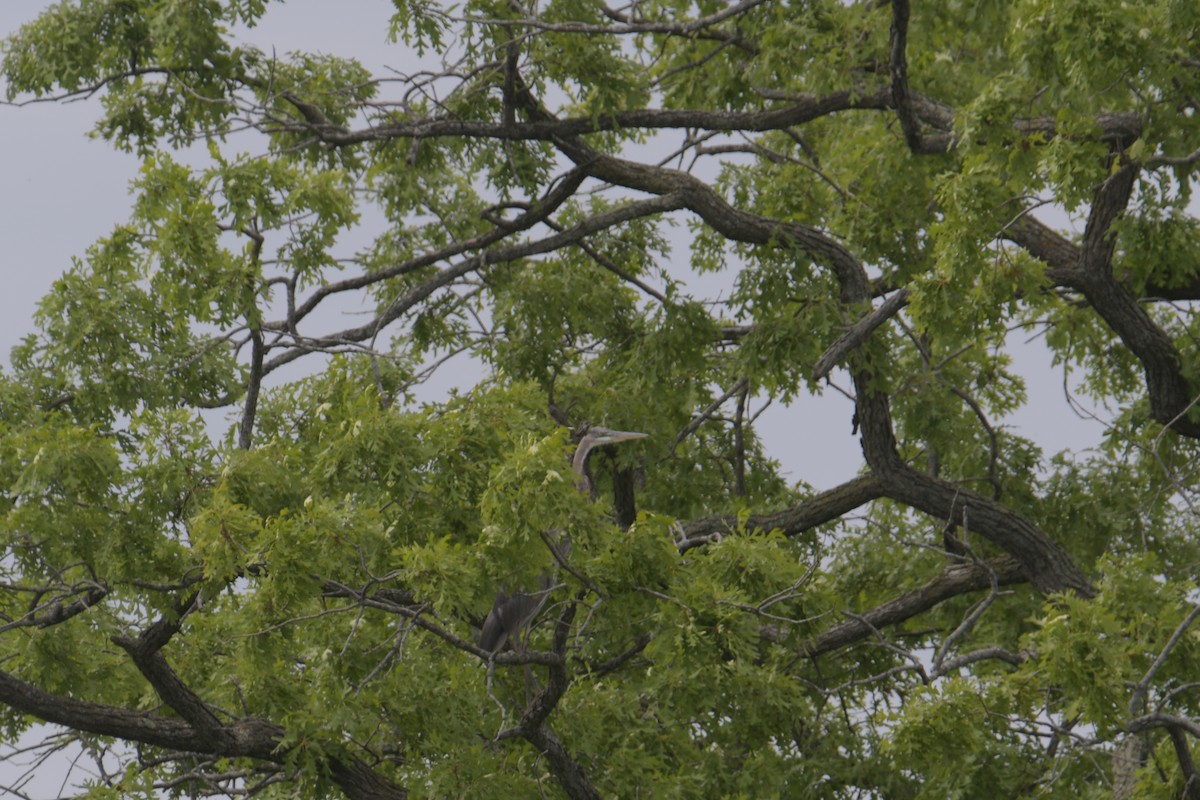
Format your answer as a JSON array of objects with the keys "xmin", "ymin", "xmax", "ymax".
[
  {"xmin": 0, "ymin": 668, "xmax": 408, "ymax": 800},
  {"xmin": 0, "ymin": 669, "xmax": 280, "ymax": 760},
  {"xmin": 0, "ymin": 583, "xmax": 107, "ymax": 633},
  {"xmin": 1004, "ymin": 183, "xmax": 1200, "ymax": 440},
  {"xmin": 238, "ymin": 326, "xmax": 264, "ymax": 450},
  {"xmin": 797, "ymin": 556, "xmax": 1026, "ymax": 658},
  {"xmin": 258, "ymin": 192, "xmax": 688, "ymax": 378},
  {"xmin": 813, "ymin": 288, "xmax": 911, "ymax": 380},
  {"xmin": 888, "ymin": 0, "xmax": 950, "ymax": 154},
  {"xmin": 679, "ymin": 473, "xmax": 887, "ymax": 547},
  {"xmin": 111, "ymin": 603, "xmax": 226, "ymax": 737},
  {"xmin": 1077, "ymin": 165, "xmax": 1200, "ymax": 437}
]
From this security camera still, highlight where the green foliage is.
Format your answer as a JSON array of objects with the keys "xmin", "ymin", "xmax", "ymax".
[{"xmin": 5, "ymin": 0, "xmax": 1200, "ymax": 797}]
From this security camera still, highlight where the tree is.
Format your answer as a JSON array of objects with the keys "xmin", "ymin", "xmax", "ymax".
[{"xmin": 3, "ymin": 0, "xmax": 1200, "ymax": 796}]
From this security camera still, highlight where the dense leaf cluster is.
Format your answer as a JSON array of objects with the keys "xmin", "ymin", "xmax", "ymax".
[{"xmin": 3, "ymin": 0, "xmax": 1200, "ymax": 797}]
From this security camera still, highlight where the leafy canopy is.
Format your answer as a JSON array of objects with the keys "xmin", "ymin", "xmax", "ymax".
[{"xmin": 4, "ymin": 0, "xmax": 1200, "ymax": 798}]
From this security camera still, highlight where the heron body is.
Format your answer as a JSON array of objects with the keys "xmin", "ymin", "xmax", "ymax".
[
  {"xmin": 479, "ymin": 426, "xmax": 647, "ymax": 653},
  {"xmin": 478, "ymin": 581, "xmax": 552, "ymax": 653}
]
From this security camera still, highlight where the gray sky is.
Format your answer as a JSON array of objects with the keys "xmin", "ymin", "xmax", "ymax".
[{"xmin": 0, "ymin": 2, "xmax": 1103, "ymax": 793}]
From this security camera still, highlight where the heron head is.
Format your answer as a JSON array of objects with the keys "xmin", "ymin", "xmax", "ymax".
[
  {"xmin": 571, "ymin": 425, "xmax": 649, "ymax": 491},
  {"xmin": 582, "ymin": 425, "xmax": 649, "ymax": 448}
]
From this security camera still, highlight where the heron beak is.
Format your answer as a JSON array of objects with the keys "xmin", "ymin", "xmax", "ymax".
[{"xmin": 600, "ymin": 430, "xmax": 649, "ymax": 444}]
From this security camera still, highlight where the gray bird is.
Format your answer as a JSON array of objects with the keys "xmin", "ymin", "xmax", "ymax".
[{"xmin": 478, "ymin": 425, "xmax": 648, "ymax": 653}]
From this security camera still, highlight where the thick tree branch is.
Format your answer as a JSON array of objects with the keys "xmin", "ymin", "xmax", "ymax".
[
  {"xmin": 238, "ymin": 326, "xmax": 264, "ymax": 450},
  {"xmin": 813, "ymin": 288, "xmax": 911, "ymax": 380},
  {"xmin": 0, "ymin": 669, "xmax": 281, "ymax": 759},
  {"xmin": 111, "ymin": 604, "xmax": 226, "ymax": 737},
  {"xmin": 269, "ymin": 88, "xmax": 896, "ymax": 145},
  {"xmin": 1128, "ymin": 713, "xmax": 1200, "ymax": 738},
  {"xmin": 1170, "ymin": 725, "xmax": 1200, "ymax": 800},
  {"xmin": 1002, "ymin": 213, "xmax": 1083, "ymax": 284},
  {"xmin": 845, "ymin": 327, "xmax": 1091, "ymax": 596},
  {"xmin": 1005, "ymin": 192, "xmax": 1200, "ymax": 439},
  {"xmin": 889, "ymin": 0, "xmax": 950, "ymax": 154},
  {"xmin": 467, "ymin": 0, "xmax": 768, "ymax": 37},
  {"xmin": 680, "ymin": 473, "xmax": 887, "ymax": 547},
  {"xmin": 522, "ymin": 725, "xmax": 603, "ymax": 800},
  {"xmin": 516, "ymin": 599, "xmax": 576, "ymax": 732},
  {"xmin": 1005, "ymin": 211, "xmax": 1200, "ymax": 301},
  {"xmin": 0, "ymin": 668, "xmax": 408, "ymax": 799},
  {"xmin": 584, "ymin": 632, "xmax": 653, "ymax": 677},
  {"xmin": 798, "ymin": 556, "xmax": 1026, "ymax": 657},
  {"xmin": 877, "ymin": 465, "xmax": 1093, "ymax": 596},
  {"xmin": 266, "ymin": 83, "xmax": 1140, "ymax": 157},
  {"xmin": 1077, "ymin": 165, "xmax": 1200, "ymax": 437}
]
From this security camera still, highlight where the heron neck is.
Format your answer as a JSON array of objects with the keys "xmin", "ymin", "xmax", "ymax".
[{"xmin": 572, "ymin": 446, "xmax": 592, "ymax": 494}]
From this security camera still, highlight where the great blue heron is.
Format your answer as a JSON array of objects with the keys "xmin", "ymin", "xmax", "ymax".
[{"xmin": 478, "ymin": 425, "xmax": 648, "ymax": 653}]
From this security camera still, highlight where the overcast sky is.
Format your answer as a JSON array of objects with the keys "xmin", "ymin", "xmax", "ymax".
[{"xmin": 0, "ymin": 3, "xmax": 1103, "ymax": 792}]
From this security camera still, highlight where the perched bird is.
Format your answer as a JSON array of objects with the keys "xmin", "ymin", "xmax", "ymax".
[{"xmin": 479, "ymin": 426, "xmax": 648, "ymax": 653}]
